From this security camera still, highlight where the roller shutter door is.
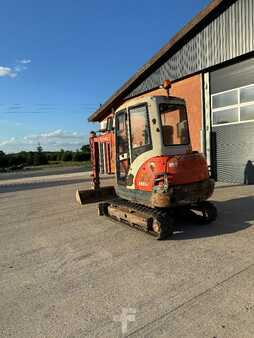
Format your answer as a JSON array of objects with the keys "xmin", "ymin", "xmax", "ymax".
[
  {"xmin": 210, "ymin": 58, "xmax": 254, "ymax": 184},
  {"xmin": 212, "ymin": 122, "xmax": 254, "ymax": 183}
]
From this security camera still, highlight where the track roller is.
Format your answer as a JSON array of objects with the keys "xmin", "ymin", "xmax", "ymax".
[
  {"xmin": 154, "ymin": 211, "xmax": 174, "ymax": 240},
  {"xmin": 98, "ymin": 199, "xmax": 174, "ymax": 240}
]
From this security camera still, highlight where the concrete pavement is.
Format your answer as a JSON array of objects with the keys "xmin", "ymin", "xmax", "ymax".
[{"xmin": 0, "ymin": 173, "xmax": 253, "ymax": 337}]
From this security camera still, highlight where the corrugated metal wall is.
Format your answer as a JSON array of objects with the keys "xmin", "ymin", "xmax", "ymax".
[
  {"xmin": 210, "ymin": 58, "xmax": 254, "ymax": 94},
  {"xmin": 126, "ymin": 0, "xmax": 254, "ymax": 98}
]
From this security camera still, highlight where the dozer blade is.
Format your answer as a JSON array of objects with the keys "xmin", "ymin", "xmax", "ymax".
[{"xmin": 76, "ymin": 186, "xmax": 116, "ymax": 205}]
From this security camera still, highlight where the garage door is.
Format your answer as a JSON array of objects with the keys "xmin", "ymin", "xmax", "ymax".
[{"xmin": 210, "ymin": 58, "xmax": 254, "ymax": 184}]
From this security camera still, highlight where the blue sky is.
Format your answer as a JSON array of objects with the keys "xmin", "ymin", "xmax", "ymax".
[{"xmin": 0, "ymin": 0, "xmax": 209, "ymax": 153}]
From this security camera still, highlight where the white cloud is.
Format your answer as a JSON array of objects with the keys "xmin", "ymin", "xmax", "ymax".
[
  {"xmin": 14, "ymin": 65, "xmax": 26, "ymax": 73},
  {"xmin": 0, "ymin": 137, "xmax": 16, "ymax": 146},
  {"xmin": 19, "ymin": 59, "xmax": 31, "ymax": 64},
  {"xmin": 26, "ymin": 129, "xmax": 79, "ymax": 139},
  {"xmin": 0, "ymin": 58, "xmax": 31, "ymax": 79},
  {"xmin": 0, "ymin": 66, "xmax": 17, "ymax": 78},
  {"xmin": 0, "ymin": 130, "xmax": 86, "ymax": 153}
]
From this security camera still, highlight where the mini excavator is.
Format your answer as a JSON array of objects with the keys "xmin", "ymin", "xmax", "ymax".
[{"xmin": 76, "ymin": 80, "xmax": 217, "ymax": 239}]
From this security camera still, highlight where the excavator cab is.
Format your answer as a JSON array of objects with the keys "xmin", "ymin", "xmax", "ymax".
[
  {"xmin": 113, "ymin": 95, "xmax": 214, "ymax": 209},
  {"xmin": 115, "ymin": 95, "xmax": 191, "ymax": 189}
]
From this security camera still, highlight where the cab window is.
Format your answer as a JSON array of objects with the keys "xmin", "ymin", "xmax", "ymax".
[
  {"xmin": 129, "ymin": 104, "xmax": 151, "ymax": 148},
  {"xmin": 116, "ymin": 111, "xmax": 128, "ymax": 155},
  {"xmin": 160, "ymin": 103, "xmax": 190, "ymax": 146},
  {"xmin": 106, "ymin": 116, "xmax": 114, "ymax": 131}
]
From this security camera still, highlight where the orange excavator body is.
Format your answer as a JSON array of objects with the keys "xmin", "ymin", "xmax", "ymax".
[{"xmin": 77, "ymin": 83, "xmax": 217, "ymax": 239}]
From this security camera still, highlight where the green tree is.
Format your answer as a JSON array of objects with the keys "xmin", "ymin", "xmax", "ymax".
[
  {"xmin": 47, "ymin": 152, "xmax": 57, "ymax": 161},
  {"xmin": 0, "ymin": 150, "xmax": 8, "ymax": 169},
  {"xmin": 33, "ymin": 144, "xmax": 48, "ymax": 166},
  {"xmin": 37, "ymin": 144, "xmax": 43, "ymax": 154},
  {"xmin": 80, "ymin": 144, "xmax": 90, "ymax": 153},
  {"xmin": 62, "ymin": 151, "xmax": 73, "ymax": 161},
  {"xmin": 26, "ymin": 151, "xmax": 34, "ymax": 166},
  {"xmin": 57, "ymin": 149, "xmax": 65, "ymax": 161},
  {"xmin": 72, "ymin": 150, "xmax": 81, "ymax": 161}
]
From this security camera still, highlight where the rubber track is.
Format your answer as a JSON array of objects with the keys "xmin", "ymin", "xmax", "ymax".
[{"xmin": 104, "ymin": 197, "xmax": 169, "ymax": 236}]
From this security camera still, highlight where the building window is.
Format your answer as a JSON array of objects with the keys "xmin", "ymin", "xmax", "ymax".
[
  {"xmin": 213, "ymin": 107, "xmax": 238, "ymax": 125},
  {"xmin": 212, "ymin": 84, "xmax": 254, "ymax": 126},
  {"xmin": 240, "ymin": 85, "xmax": 254, "ymax": 103},
  {"xmin": 212, "ymin": 89, "xmax": 238, "ymax": 109},
  {"xmin": 240, "ymin": 104, "xmax": 254, "ymax": 122}
]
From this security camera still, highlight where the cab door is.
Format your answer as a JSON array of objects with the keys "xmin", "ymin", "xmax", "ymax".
[{"xmin": 115, "ymin": 110, "xmax": 130, "ymax": 185}]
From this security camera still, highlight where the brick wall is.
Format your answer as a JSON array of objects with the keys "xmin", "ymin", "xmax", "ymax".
[{"xmin": 96, "ymin": 74, "xmax": 203, "ymax": 174}]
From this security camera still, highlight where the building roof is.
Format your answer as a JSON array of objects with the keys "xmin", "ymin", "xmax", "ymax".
[{"xmin": 88, "ymin": 0, "xmax": 226, "ymax": 122}]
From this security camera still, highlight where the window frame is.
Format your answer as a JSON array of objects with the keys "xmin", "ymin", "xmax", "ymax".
[
  {"xmin": 212, "ymin": 83, "xmax": 254, "ymax": 127},
  {"xmin": 159, "ymin": 103, "xmax": 190, "ymax": 146},
  {"xmin": 115, "ymin": 109, "xmax": 128, "ymax": 157},
  {"xmin": 128, "ymin": 102, "xmax": 152, "ymax": 160},
  {"xmin": 115, "ymin": 109, "xmax": 130, "ymax": 185}
]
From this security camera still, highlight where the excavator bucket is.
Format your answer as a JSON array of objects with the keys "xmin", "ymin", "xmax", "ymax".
[
  {"xmin": 76, "ymin": 186, "xmax": 116, "ymax": 205},
  {"xmin": 76, "ymin": 132, "xmax": 116, "ymax": 205}
]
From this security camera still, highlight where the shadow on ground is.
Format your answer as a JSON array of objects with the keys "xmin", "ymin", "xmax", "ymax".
[
  {"xmin": 1, "ymin": 179, "xmax": 253, "ymax": 241},
  {"xmin": 173, "ymin": 195, "xmax": 254, "ymax": 240}
]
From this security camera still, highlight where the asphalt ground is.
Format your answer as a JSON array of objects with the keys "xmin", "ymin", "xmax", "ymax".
[
  {"xmin": 0, "ymin": 166, "xmax": 86, "ymax": 181},
  {"xmin": 0, "ymin": 173, "xmax": 253, "ymax": 337}
]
